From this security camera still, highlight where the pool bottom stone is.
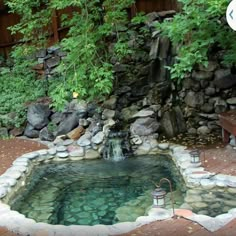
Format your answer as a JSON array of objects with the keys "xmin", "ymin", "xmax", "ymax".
[{"xmin": 10, "ymin": 155, "xmax": 185, "ymax": 226}]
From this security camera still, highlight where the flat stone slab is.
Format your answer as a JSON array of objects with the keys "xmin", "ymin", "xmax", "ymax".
[
  {"xmin": 56, "ymin": 146, "xmax": 67, "ymax": 152},
  {"xmin": 188, "ymin": 171, "xmax": 212, "ymax": 179},
  {"xmin": 37, "ymin": 149, "xmax": 48, "ymax": 156},
  {"xmin": 22, "ymin": 152, "xmax": 39, "ymax": 159},
  {"xmin": 148, "ymin": 208, "xmax": 173, "ymax": 220},
  {"xmin": 69, "ymin": 147, "xmax": 84, "ymax": 157},
  {"xmin": 175, "ymin": 209, "xmax": 193, "ymax": 218},
  {"xmin": 57, "ymin": 152, "xmax": 69, "ymax": 158},
  {"xmin": 132, "ymin": 110, "xmax": 155, "ymax": 118},
  {"xmin": 186, "ymin": 213, "xmax": 236, "ymax": 232},
  {"xmin": 3, "ymin": 169, "xmax": 22, "ymax": 179}
]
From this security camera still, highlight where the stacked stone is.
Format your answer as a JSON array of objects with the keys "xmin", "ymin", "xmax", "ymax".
[{"xmin": 34, "ymin": 46, "xmax": 66, "ymax": 77}]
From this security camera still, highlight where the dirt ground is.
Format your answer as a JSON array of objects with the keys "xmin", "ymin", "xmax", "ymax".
[{"xmin": 0, "ymin": 138, "xmax": 47, "ymax": 175}]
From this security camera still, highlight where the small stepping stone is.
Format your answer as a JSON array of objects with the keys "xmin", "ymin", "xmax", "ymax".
[{"xmin": 57, "ymin": 152, "xmax": 69, "ymax": 158}]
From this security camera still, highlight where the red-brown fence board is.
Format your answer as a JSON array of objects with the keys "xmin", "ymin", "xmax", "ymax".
[
  {"xmin": 0, "ymin": 0, "xmax": 179, "ymax": 58},
  {"xmin": 135, "ymin": 0, "xmax": 178, "ymax": 13}
]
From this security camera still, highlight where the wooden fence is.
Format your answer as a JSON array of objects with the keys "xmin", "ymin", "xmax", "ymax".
[{"xmin": 0, "ymin": 0, "xmax": 179, "ymax": 58}]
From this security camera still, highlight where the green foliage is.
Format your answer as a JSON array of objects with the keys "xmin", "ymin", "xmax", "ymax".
[
  {"xmin": 131, "ymin": 12, "xmax": 146, "ymax": 24},
  {"xmin": 0, "ymin": 65, "xmax": 45, "ymax": 128},
  {"xmin": 6, "ymin": 0, "xmax": 141, "ymax": 110},
  {"xmin": 0, "ymin": 39, "xmax": 47, "ymax": 128},
  {"xmin": 158, "ymin": 0, "xmax": 234, "ymax": 81},
  {"xmin": 47, "ymin": 121, "xmax": 57, "ymax": 133}
]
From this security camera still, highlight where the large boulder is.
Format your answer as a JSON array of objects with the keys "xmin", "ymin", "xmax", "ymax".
[
  {"xmin": 66, "ymin": 99, "xmax": 87, "ymax": 117},
  {"xmin": 146, "ymin": 81, "xmax": 171, "ymax": 104},
  {"xmin": 150, "ymin": 60, "xmax": 170, "ymax": 83},
  {"xmin": 160, "ymin": 106, "xmax": 186, "ymax": 138},
  {"xmin": 130, "ymin": 117, "xmax": 159, "ymax": 136},
  {"xmin": 214, "ymin": 70, "xmax": 236, "ymax": 89},
  {"xmin": 27, "ymin": 104, "xmax": 51, "ymax": 130},
  {"xmin": 56, "ymin": 112, "xmax": 79, "ymax": 135},
  {"xmin": 67, "ymin": 126, "xmax": 85, "ymax": 140},
  {"xmin": 39, "ymin": 127, "xmax": 55, "ymax": 141},
  {"xmin": 132, "ymin": 109, "xmax": 155, "ymax": 119},
  {"xmin": 149, "ymin": 37, "xmax": 159, "ymax": 60},
  {"xmin": 24, "ymin": 124, "xmax": 39, "ymax": 138},
  {"xmin": 158, "ymin": 36, "xmax": 170, "ymax": 59}
]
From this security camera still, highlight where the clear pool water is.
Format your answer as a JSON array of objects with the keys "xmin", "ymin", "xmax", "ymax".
[{"xmin": 10, "ymin": 155, "xmax": 184, "ymax": 225}]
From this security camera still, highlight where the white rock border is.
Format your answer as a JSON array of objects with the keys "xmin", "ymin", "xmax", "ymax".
[{"xmin": 0, "ymin": 141, "xmax": 236, "ymax": 235}]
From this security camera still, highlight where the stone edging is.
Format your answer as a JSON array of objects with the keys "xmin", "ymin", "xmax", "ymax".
[{"xmin": 0, "ymin": 141, "xmax": 236, "ymax": 235}]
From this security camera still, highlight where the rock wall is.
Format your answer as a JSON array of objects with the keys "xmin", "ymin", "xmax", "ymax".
[{"xmin": 1, "ymin": 10, "xmax": 236, "ymax": 146}]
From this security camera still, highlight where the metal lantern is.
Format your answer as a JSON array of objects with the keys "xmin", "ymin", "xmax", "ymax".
[
  {"xmin": 190, "ymin": 149, "xmax": 201, "ymax": 164},
  {"xmin": 151, "ymin": 187, "xmax": 166, "ymax": 208}
]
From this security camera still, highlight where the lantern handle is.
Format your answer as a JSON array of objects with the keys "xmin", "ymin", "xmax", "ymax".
[
  {"xmin": 151, "ymin": 180, "xmax": 161, "ymax": 188},
  {"xmin": 152, "ymin": 178, "xmax": 175, "ymax": 217}
]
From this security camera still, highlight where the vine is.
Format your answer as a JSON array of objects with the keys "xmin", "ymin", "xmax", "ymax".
[{"xmin": 6, "ymin": 0, "xmax": 138, "ymax": 110}]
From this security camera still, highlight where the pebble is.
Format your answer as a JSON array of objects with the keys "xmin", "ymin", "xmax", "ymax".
[{"xmin": 131, "ymin": 135, "xmax": 142, "ymax": 145}]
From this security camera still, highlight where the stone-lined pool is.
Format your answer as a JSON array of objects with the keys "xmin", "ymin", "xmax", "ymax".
[{"xmin": 10, "ymin": 155, "xmax": 185, "ymax": 225}]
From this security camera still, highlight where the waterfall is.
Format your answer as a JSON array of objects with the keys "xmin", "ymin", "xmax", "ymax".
[
  {"xmin": 105, "ymin": 138, "xmax": 126, "ymax": 162},
  {"xmin": 103, "ymin": 130, "xmax": 132, "ymax": 162}
]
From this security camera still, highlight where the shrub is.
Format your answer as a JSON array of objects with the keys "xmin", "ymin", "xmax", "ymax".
[
  {"xmin": 6, "ymin": 0, "xmax": 144, "ymax": 110},
  {"xmin": 0, "ymin": 62, "xmax": 45, "ymax": 128},
  {"xmin": 158, "ymin": 0, "xmax": 233, "ymax": 82}
]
